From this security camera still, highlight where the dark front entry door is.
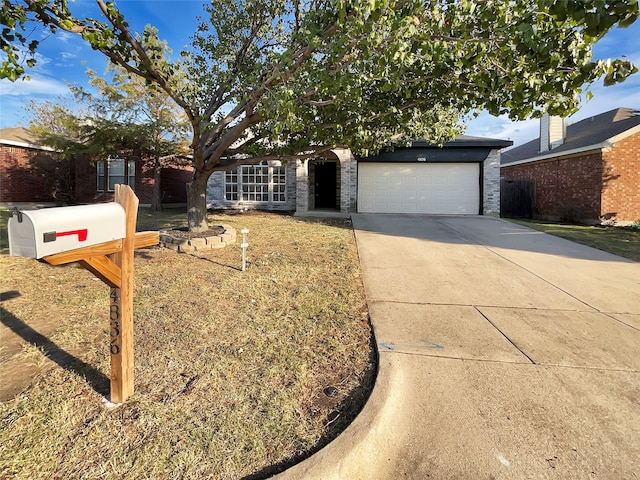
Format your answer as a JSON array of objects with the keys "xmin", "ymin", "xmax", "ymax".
[{"xmin": 314, "ymin": 162, "xmax": 337, "ymax": 209}]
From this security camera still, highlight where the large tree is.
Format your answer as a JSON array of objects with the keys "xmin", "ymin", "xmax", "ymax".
[{"xmin": 2, "ymin": 0, "xmax": 638, "ymax": 231}]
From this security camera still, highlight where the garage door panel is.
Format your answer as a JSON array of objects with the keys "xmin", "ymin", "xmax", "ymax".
[{"xmin": 358, "ymin": 163, "xmax": 479, "ymax": 214}]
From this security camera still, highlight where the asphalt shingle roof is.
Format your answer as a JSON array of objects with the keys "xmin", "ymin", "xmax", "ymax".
[
  {"xmin": 501, "ymin": 107, "xmax": 640, "ymax": 165},
  {"xmin": 0, "ymin": 127, "xmax": 41, "ymax": 146}
]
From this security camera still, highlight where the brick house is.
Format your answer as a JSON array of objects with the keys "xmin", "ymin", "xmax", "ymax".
[
  {"xmin": 501, "ymin": 108, "xmax": 640, "ymax": 224},
  {"xmin": 207, "ymin": 136, "xmax": 512, "ymax": 216},
  {"xmin": 1, "ymin": 127, "xmax": 193, "ymax": 205},
  {"xmin": 0, "ymin": 127, "xmax": 60, "ymax": 203}
]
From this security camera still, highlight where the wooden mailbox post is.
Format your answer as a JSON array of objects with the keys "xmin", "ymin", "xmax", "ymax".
[{"xmin": 41, "ymin": 185, "xmax": 158, "ymax": 403}]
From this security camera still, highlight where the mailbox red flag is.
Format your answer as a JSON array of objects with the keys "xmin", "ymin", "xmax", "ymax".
[
  {"xmin": 57, "ymin": 229, "xmax": 88, "ymax": 241},
  {"xmin": 43, "ymin": 229, "xmax": 88, "ymax": 243}
]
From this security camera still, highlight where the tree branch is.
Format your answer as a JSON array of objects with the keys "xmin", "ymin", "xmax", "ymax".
[
  {"xmin": 211, "ymin": 144, "xmax": 337, "ymax": 172},
  {"xmin": 94, "ymin": 1, "xmax": 196, "ymax": 121}
]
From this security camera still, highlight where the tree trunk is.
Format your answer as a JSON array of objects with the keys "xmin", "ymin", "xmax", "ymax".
[
  {"xmin": 150, "ymin": 160, "xmax": 163, "ymax": 212},
  {"xmin": 186, "ymin": 169, "xmax": 211, "ymax": 232}
]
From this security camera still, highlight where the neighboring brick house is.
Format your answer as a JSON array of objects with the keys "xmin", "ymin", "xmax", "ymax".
[
  {"xmin": 1, "ymin": 127, "xmax": 193, "ymax": 205},
  {"xmin": 0, "ymin": 127, "xmax": 60, "ymax": 203},
  {"xmin": 501, "ymin": 108, "xmax": 640, "ymax": 223}
]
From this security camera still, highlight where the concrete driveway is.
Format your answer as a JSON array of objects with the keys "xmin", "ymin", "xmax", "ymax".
[{"xmin": 276, "ymin": 215, "xmax": 640, "ymax": 479}]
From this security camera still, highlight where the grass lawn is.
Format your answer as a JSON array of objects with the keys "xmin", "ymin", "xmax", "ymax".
[
  {"xmin": 505, "ymin": 218, "xmax": 640, "ymax": 262},
  {"xmin": 0, "ymin": 207, "xmax": 375, "ymax": 479},
  {"xmin": 0, "ymin": 208, "xmax": 9, "ymax": 254}
]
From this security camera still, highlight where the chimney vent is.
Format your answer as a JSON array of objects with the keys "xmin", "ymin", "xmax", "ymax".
[{"xmin": 540, "ymin": 114, "xmax": 566, "ymax": 152}]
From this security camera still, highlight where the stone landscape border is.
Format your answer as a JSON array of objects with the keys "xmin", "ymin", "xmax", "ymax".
[{"xmin": 159, "ymin": 225, "xmax": 236, "ymax": 253}]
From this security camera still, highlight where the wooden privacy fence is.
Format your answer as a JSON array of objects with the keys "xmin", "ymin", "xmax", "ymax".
[{"xmin": 501, "ymin": 179, "xmax": 535, "ymax": 218}]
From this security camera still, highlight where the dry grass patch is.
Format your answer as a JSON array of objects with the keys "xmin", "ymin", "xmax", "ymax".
[{"xmin": 0, "ymin": 210, "xmax": 375, "ymax": 479}]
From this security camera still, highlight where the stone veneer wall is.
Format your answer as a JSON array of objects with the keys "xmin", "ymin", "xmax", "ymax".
[
  {"xmin": 334, "ymin": 148, "xmax": 358, "ymax": 213},
  {"xmin": 296, "ymin": 149, "xmax": 357, "ymax": 214},
  {"xmin": 204, "ymin": 149, "xmax": 355, "ymax": 215},
  {"xmin": 483, "ymin": 149, "xmax": 501, "ymax": 216}
]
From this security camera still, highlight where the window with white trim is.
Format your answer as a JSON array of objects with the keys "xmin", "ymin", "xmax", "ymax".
[
  {"xmin": 272, "ymin": 165, "xmax": 286, "ymax": 202},
  {"xmin": 97, "ymin": 161, "xmax": 105, "ymax": 191},
  {"xmin": 96, "ymin": 157, "xmax": 136, "ymax": 192},
  {"xmin": 224, "ymin": 162, "xmax": 286, "ymax": 203},
  {"xmin": 242, "ymin": 163, "xmax": 269, "ymax": 201},
  {"xmin": 225, "ymin": 169, "xmax": 239, "ymax": 201}
]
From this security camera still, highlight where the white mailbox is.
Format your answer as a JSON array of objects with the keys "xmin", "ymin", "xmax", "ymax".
[{"xmin": 8, "ymin": 203, "xmax": 126, "ymax": 259}]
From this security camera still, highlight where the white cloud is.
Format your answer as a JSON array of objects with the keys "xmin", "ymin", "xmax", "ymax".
[
  {"xmin": 465, "ymin": 113, "xmax": 538, "ymax": 148},
  {"xmin": 53, "ymin": 31, "xmax": 75, "ymax": 44},
  {"xmin": 0, "ymin": 75, "xmax": 70, "ymax": 96},
  {"xmin": 573, "ymin": 76, "xmax": 640, "ymax": 121},
  {"xmin": 0, "ymin": 75, "xmax": 73, "ymax": 128},
  {"xmin": 59, "ymin": 51, "xmax": 78, "ymax": 60}
]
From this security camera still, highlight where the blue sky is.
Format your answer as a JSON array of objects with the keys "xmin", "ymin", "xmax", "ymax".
[{"xmin": 1, "ymin": 1, "xmax": 639, "ymax": 149}]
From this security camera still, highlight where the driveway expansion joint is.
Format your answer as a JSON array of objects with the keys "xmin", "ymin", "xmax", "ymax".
[
  {"xmin": 474, "ymin": 306, "xmax": 536, "ymax": 365},
  {"xmin": 368, "ymin": 298, "xmax": 602, "ymax": 313}
]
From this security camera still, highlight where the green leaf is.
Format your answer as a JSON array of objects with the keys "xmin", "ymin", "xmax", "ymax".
[{"xmin": 59, "ymin": 19, "xmax": 74, "ymax": 30}]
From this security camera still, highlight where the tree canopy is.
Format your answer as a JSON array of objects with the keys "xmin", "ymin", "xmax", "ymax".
[
  {"xmin": 2, "ymin": 0, "xmax": 638, "ymax": 230},
  {"xmin": 26, "ymin": 62, "xmax": 189, "ymax": 209}
]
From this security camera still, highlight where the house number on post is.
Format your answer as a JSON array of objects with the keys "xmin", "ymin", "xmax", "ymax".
[
  {"xmin": 9, "ymin": 185, "xmax": 160, "ymax": 404},
  {"xmin": 109, "ymin": 287, "xmax": 121, "ymax": 355}
]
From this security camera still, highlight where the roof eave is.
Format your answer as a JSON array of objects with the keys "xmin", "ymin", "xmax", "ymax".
[
  {"xmin": 411, "ymin": 138, "xmax": 513, "ymax": 149},
  {"xmin": 0, "ymin": 139, "xmax": 56, "ymax": 151},
  {"xmin": 606, "ymin": 123, "xmax": 640, "ymax": 144}
]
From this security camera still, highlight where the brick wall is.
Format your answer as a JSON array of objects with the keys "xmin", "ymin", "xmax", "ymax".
[
  {"xmin": 0, "ymin": 144, "xmax": 59, "ymax": 202},
  {"xmin": 3, "ymin": 143, "xmax": 194, "ymax": 205},
  {"xmin": 334, "ymin": 148, "xmax": 358, "ymax": 213},
  {"xmin": 601, "ymin": 134, "xmax": 640, "ymax": 222},
  {"xmin": 502, "ymin": 131, "xmax": 640, "ymax": 223},
  {"xmin": 501, "ymin": 152, "xmax": 604, "ymax": 221},
  {"xmin": 75, "ymin": 158, "xmax": 191, "ymax": 205},
  {"xmin": 75, "ymin": 159, "xmax": 121, "ymax": 204},
  {"xmin": 161, "ymin": 165, "xmax": 193, "ymax": 203}
]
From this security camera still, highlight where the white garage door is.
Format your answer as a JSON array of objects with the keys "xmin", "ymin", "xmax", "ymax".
[{"xmin": 357, "ymin": 163, "xmax": 480, "ymax": 214}]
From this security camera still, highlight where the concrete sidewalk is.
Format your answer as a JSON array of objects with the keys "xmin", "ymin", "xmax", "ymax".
[{"xmin": 275, "ymin": 215, "xmax": 640, "ymax": 479}]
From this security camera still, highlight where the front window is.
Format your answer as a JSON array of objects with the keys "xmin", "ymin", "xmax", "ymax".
[
  {"xmin": 96, "ymin": 156, "xmax": 135, "ymax": 192},
  {"xmin": 224, "ymin": 162, "xmax": 286, "ymax": 203},
  {"xmin": 108, "ymin": 158, "xmax": 125, "ymax": 191},
  {"xmin": 128, "ymin": 160, "xmax": 135, "ymax": 188},
  {"xmin": 97, "ymin": 161, "xmax": 105, "ymax": 191},
  {"xmin": 225, "ymin": 169, "xmax": 239, "ymax": 201},
  {"xmin": 272, "ymin": 165, "xmax": 286, "ymax": 202},
  {"xmin": 241, "ymin": 163, "xmax": 269, "ymax": 202}
]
